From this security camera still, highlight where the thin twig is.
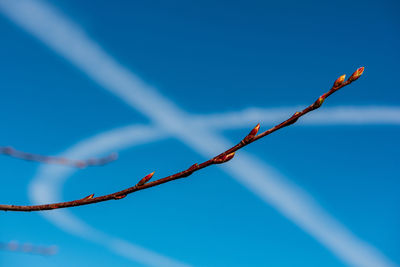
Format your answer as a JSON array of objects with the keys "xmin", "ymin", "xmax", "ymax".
[
  {"xmin": 0, "ymin": 67, "xmax": 364, "ymax": 212},
  {"xmin": 0, "ymin": 241, "xmax": 58, "ymax": 255},
  {"xmin": 0, "ymin": 146, "xmax": 118, "ymax": 168}
]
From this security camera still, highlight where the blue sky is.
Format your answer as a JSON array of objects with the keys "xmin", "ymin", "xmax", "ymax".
[{"xmin": 0, "ymin": 0, "xmax": 399, "ymax": 266}]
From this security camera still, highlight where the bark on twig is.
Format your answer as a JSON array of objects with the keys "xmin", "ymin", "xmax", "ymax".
[{"xmin": 0, "ymin": 67, "xmax": 365, "ymax": 212}]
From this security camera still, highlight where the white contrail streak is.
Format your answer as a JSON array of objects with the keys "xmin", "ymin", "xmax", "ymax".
[
  {"xmin": 0, "ymin": 0, "xmax": 397, "ymax": 266},
  {"xmin": 30, "ymin": 124, "xmax": 191, "ymax": 267},
  {"xmin": 191, "ymin": 106, "xmax": 400, "ymax": 129}
]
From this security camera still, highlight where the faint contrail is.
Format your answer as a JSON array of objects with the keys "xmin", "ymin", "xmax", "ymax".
[
  {"xmin": 30, "ymin": 124, "xmax": 191, "ymax": 267},
  {"xmin": 192, "ymin": 106, "xmax": 400, "ymax": 129},
  {"xmin": 0, "ymin": 0, "xmax": 396, "ymax": 266}
]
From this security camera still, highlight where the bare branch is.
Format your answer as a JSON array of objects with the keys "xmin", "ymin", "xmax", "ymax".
[
  {"xmin": 0, "ymin": 241, "xmax": 58, "ymax": 256},
  {"xmin": 0, "ymin": 146, "xmax": 118, "ymax": 168},
  {"xmin": 0, "ymin": 67, "xmax": 365, "ymax": 212}
]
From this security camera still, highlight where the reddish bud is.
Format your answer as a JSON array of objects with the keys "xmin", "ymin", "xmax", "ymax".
[
  {"xmin": 333, "ymin": 74, "xmax": 346, "ymax": 87},
  {"xmin": 187, "ymin": 163, "xmax": 198, "ymax": 172},
  {"xmin": 348, "ymin": 67, "xmax": 365, "ymax": 82},
  {"xmin": 82, "ymin": 194, "xmax": 94, "ymax": 200},
  {"xmin": 313, "ymin": 96, "xmax": 325, "ymax": 109},
  {"xmin": 214, "ymin": 152, "xmax": 235, "ymax": 164},
  {"xmin": 288, "ymin": 112, "xmax": 301, "ymax": 125},
  {"xmin": 243, "ymin": 123, "xmax": 260, "ymax": 143},
  {"xmin": 137, "ymin": 171, "xmax": 155, "ymax": 186},
  {"xmin": 114, "ymin": 194, "xmax": 126, "ymax": 200},
  {"xmin": 249, "ymin": 123, "xmax": 260, "ymax": 137}
]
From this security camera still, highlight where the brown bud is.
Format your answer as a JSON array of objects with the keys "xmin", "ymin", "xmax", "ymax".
[
  {"xmin": 348, "ymin": 67, "xmax": 365, "ymax": 82},
  {"xmin": 182, "ymin": 163, "xmax": 198, "ymax": 177},
  {"xmin": 137, "ymin": 171, "xmax": 155, "ymax": 186},
  {"xmin": 243, "ymin": 123, "xmax": 260, "ymax": 143},
  {"xmin": 214, "ymin": 152, "xmax": 235, "ymax": 164},
  {"xmin": 313, "ymin": 96, "xmax": 325, "ymax": 109},
  {"xmin": 114, "ymin": 194, "xmax": 126, "ymax": 200},
  {"xmin": 82, "ymin": 194, "xmax": 94, "ymax": 200},
  {"xmin": 288, "ymin": 112, "xmax": 301, "ymax": 125},
  {"xmin": 187, "ymin": 163, "xmax": 198, "ymax": 172},
  {"xmin": 333, "ymin": 74, "xmax": 346, "ymax": 87}
]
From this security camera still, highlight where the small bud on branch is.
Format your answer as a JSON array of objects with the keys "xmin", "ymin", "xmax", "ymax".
[
  {"xmin": 348, "ymin": 67, "xmax": 365, "ymax": 82},
  {"xmin": 214, "ymin": 152, "xmax": 235, "ymax": 164},
  {"xmin": 82, "ymin": 194, "xmax": 94, "ymax": 200},
  {"xmin": 287, "ymin": 112, "xmax": 301, "ymax": 125},
  {"xmin": 136, "ymin": 172, "xmax": 155, "ymax": 186},
  {"xmin": 333, "ymin": 74, "xmax": 346, "ymax": 87},
  {"xmin": 182, "ymin": 163, "xmax": 199, "ymax": 177},
  {"xmin": 312, "ymin": 96, "xmax": 325, "ymax": 110},
  {"xmin": 242, "ymin": 123, "xmax": 260, "ymax": 144},
  {"xmin": 187, "ymin": 163, "xmax": 199, "ymax": 172}
]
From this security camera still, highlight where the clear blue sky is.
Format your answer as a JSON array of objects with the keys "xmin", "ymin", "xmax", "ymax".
[{"xmin": 0, "ymin": 0, "xmax": 399, "ymax": 266}]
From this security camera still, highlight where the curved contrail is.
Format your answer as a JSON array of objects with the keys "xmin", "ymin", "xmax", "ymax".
[{"xmin": 30, "ymin": 124, "xmax": 191, "ymax": 267}]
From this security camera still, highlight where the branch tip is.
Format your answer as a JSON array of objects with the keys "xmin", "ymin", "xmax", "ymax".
[{"xmin": 348, "ymin": 66, "xmax": 365, "ymax": 82}]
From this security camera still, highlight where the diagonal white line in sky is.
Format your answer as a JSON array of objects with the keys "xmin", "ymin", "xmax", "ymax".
[
  {"xmin": 0, "ymin": 0, "xmax": 397, "ymax": 266},
  {"xmin": 191, "ymin": 106, "xmax": 400, "ymax": 129}
]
